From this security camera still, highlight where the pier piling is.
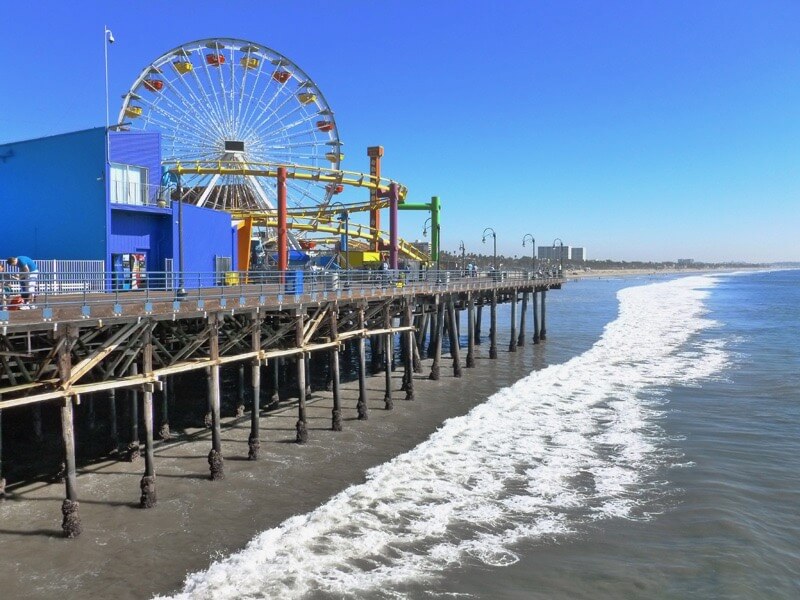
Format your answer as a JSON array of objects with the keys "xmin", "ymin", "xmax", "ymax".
[
  {"xmin": 57, "ymin": 330, "xmax": 81, "ymax": 538},
  {"xmin": 295, "ymin": 314, "xmax": 309, "ymax": 444},
  {"xmin": 466, "ymin": 293, "xmax": 476, "ymax": 368},
  {"xmin": 127, "ymin": 363, "xmax": 140, "ymax": 462},
  {"xmin": 508, "ymin": 290, "xmax": 517, "ymax": 352},
  {"xmin": 429, "ymin": 299, "xmax": 444, "ymax": 380},
  {"xmin": 140, "ymin": 326, "xmax": 157, "ymax": 508},
  {"xmin": 208, "ymin": 316, "xmax": 225, "ymax": 479},
  {"xmin": 357, "ymin": 307, "xmax": 369, "ymax": 420},
  {"xmin": 518, "ymin": 291, "xmax": 528, "ymax": 347},
  {"xmin": 447, "ymin": 298, "xmax": 462, "ymax": 377},
  {"xmin": 540, "ymin": 290, "xmax": 547, "ymax": 341},
  {"xmin": 489, "ymin": 291, "xmax": 498, "ymax": 359},
  {"xmin": 532, "ymin": 290, "xmax": 540, "ymax": 344},
  {"xmin": 329, "ymin": 309, "xmax": 343, "ymax": 430}
]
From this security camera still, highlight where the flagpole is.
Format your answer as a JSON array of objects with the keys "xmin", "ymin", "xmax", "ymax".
[{"xmin": 104, "ymin": 25, "xmax": 110, "ymax": 131}]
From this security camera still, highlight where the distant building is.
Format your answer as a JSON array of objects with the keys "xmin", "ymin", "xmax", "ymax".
[
  {"xmin": 411, "ymin": 240, "xmax": 431, "ymax": 255},
  {"xmin": 571, "ymin": 247, "xmax": 587, "ymax": 261},
  {"xmin": 677, "ymin": 258, "xmax": 694, "ymax": 266},
  {"xmin": 538, "ymin": 245, "xmax": 571, "ymax": 261}
]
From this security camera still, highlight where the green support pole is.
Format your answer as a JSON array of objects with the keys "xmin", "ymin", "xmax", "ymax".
[{"xmin": 398, "ymin": 196, "xmax": 441, "ymax": 264}]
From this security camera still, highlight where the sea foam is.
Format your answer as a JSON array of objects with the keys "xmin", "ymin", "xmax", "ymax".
[{"xmin": 161, "ymin": 275, "xmax": 726, "ymax": 599}]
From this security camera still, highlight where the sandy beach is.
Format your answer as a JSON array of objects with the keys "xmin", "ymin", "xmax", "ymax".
[{"xmin": 0, "ymin": 331, "xmax": 549, "ymax": 600}]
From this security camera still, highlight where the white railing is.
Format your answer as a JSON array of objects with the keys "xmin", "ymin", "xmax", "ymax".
[
  {"xmin": 1, "ymin": 268, "xmax": 563, "ymax": 318},
  {"xmin": 109, "ymin": 181, "xmax": 168, "ymax": 208}
]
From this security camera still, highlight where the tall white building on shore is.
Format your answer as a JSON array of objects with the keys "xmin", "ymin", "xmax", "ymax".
[{"xmin": 572, "ymin": 247, "xmax": 587, "ymax": 261}]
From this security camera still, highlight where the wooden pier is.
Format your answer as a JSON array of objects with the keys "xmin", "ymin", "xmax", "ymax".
[{"xmin": 0, "ymin": 273, "xmax": 562, "ymax": 537}]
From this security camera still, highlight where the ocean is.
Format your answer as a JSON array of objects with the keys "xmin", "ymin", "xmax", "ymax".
[{"xmin": 159, "ymin": 269, "xmax": 800, "ymax": 599}]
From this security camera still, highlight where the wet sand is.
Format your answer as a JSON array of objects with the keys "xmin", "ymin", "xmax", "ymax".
[{"xmin": 0, "ymin": 335, "xmax": 547, "ymax": 599}]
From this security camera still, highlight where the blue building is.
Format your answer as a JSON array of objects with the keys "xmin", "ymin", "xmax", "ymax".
[{"xmin": 0, "ymin": 127, "xmax": 237, "ymax": 288}]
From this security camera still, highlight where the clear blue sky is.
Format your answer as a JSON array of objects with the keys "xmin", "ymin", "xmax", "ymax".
[{"xmin": 1, "ymin": 1, "xmax": 798, "ymax": 262}]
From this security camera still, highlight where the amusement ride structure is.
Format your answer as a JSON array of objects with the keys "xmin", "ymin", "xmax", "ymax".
[{"xmin": 117, "ymin": 37, "xmax": 435, "ymax": 268}]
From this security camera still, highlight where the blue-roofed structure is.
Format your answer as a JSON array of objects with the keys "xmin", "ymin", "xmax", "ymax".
[{"xmin": 0, "ymin": 128, "xmax": 237, "ymax": 288}]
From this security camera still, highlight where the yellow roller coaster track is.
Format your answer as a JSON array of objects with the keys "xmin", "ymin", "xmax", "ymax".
[
  {"xmin": 167, "ymin": 160, "xmax": 408, "ymax": 201},
  {"xmin": 250, "ymin": 216, "xmax": 430, "ymax": 263},
  {"xmin": 167, "ymin": 159, "xmax": 429, "ymax": 262}
]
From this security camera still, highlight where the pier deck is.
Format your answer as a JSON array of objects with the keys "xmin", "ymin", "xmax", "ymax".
[{"xmin": 0, "ymin": 270, "xmax": 563, "ymax": 536}]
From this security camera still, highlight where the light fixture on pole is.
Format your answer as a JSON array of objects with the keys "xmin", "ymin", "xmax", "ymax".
[
  {"xmin": 482, "ymin": 227, "xmax": 497, "ymax": 271},
  {"xmin": 552, "ymin": 237, "xmax": 564, "ymax": 275},
  {"xmin": 176, "ymin": 173, "xmax": 187, "ymax": 298},
  {"xmin": 522, "ymin": 233, "xmax": 535, "ymax": 275},
  {"xmin": 104, "ymin": 26, "xmax": 114, "ymax": 131},
  {"xmin": 458, "ymin": 240, "xmax": 466, "ymax": 274}
]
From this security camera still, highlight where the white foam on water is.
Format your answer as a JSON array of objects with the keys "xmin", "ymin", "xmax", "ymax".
[{"xmin": 160, "ymin": 275, "xmax": 726, "ymax": 599}]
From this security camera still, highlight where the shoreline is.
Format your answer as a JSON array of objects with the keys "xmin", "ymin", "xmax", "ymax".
[{"xmin": 0, "ymin": 325, "xmax": 549, "ymax": 599}]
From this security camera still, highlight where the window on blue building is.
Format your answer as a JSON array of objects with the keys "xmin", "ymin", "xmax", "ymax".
[{"xmin": 110, "ymin": 163, "xmax": 149, "ymax": 206}]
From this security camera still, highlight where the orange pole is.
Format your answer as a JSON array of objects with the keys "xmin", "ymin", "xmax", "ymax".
[
  {"xmin": 367, "ymin": 146, "xmax": 384, "ymax": 252},
  {"xmin": 277, "ymin": 167, "xmax": 288, "ymax": 274}
]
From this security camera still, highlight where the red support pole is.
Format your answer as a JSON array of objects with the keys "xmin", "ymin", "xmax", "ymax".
[
  {"xmin": 389, "ymin": 182, "xmax": 399, "ymax": 269},
  {"xmin": 277, "ymin": 167, "xmax": 288, "ymax": 275}
]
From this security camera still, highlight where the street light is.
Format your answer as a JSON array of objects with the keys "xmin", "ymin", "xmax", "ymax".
[
  {"xmin": 176, "ymin": 173, "xmax": 187, "ymax": 298},
  {"xmin": 103, "ymin": 26, "xmax": 114, "ymax": 131},
  {"xmin": 482, "ymin": 227, "xmax": 497, "ymax": 271},
  {"xmin": 330, "ymin": 201, "xmax": 349, "ymax": 269},
  {"xmin": 552, "ymin": 237, "xmax": 564, "ymax": 275},
  {"xmin": 423, "ymin": 217, "xmax": 441, "ymax": 274},
  {"xmin": 522, "ymin": 234, "xmax": 535, "ymax": 276},
  {"xmin": 458, "ymin": 240, "xmax": 466, "ymax": 275}
]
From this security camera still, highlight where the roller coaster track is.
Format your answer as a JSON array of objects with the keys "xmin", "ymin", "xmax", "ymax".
[
  {"xmin": 167, "ymin": 160, "xmax": 408, "ymax": 201},
  {"xmin": 167, "ymin": 159, "xmax": 429, "ymax": 262}
]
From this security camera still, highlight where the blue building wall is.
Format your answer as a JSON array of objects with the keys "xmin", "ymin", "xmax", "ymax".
[
  {"xmin": 110, "ymin": 209, "xmax": 173, "ymax": 272},
  {"xmin": 0, "ymin": 128, "xmax": 106, "ymax": 260},
  {"xmin": 172, "ymin": 204, "xmax": 237, "ymax": 287},
  {"xmin": 1, "ymin": 127, "xmax": 237, "ymax": 289},
  {"xmin": 108, "ymin": 131, "xmax": 161, "ymax": 200}
]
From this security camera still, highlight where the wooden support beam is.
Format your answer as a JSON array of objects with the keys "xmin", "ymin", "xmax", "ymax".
[
  {"xmin": 466, "ymin": 293, "xmax": 476, "ymax": 368},
  {"xmin": 356, "ymin": 306, "xmax": 369, "ymax": 420},
  {"xmin": 140, "ymin": 325, "xmax": 156, "ymax": 507},
  {"xmin": 126, "ymin": 362, "xmax": 140, "ymax": 462},
  {"xmin": 518, "ymin": 291, "xmax": 528, "ymax": 347},
  {"xmin": 429, "ymin": 299, "xmax": 445, "ymax": 380},
  {"xmin": 533, "ymin": 290, "xmax": 540, "ymax": 344},
  {"xmin": 295, "ymin": 313, "xmax": 308, "ymax": 444},
  {"xmin": 207, "ymin": 315, "xmax": 224, "ymax": 480},
  {"xmin": 508, "ymin": 289, "xmax": 517, "ymax": 353},
  {"xmin": 249, "ymin": 311, "xmax": 262, "ymax": 460},
  {"xmin": 540, "ymin": 290, "xmax": 547, "ymax": 341},
  {"xmin": 65, "ymin": 321, "xmax": 143, "ymax": 388},
  {"xmin": 383, "ymin": 307, "xmax": 393, "ymax": 410},
  {"xmin": 489, "ymin": 291, "xmax": 498, "ymax": 359},
  {"xmin": 404, "ymin": 299, "xmax": 415, "ymax": 401},
  {"xmin": 475, "ymin": 303, "xmax": 483, "ymax": 345},
  {"xmin": 329, "ymin": 307, "xmax": 342, "ymax": 431},
  {"xmin": 57, "ymin": 327, "xmax": 81, "ymax": 538},
  {"xmin": 447, "ymin": 297, "xmax": 462, "ymax": 377}
]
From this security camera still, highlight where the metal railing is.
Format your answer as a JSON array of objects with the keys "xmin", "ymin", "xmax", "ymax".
[
  {"xmin": 1, "ymin": 268, "xmax": 563, "ymax": 321},
  {"xmin": 109, "ymin": 181, "xmax": 169, "ymax": 208}
]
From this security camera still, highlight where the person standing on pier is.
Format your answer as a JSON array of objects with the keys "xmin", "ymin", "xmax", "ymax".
[{"xmin": 7, "ymin": 256, "xmax": 38, "ymax": 306}]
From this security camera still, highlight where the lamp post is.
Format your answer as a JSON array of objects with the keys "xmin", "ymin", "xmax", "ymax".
[
  {"xmin": 330, "ymin": 201, "xmax": 349, "ymax": 269},
  {"xmin": 103, "ymin": 26, "xmax": 114, "ymax": 131},
  {"xmin": 423, "ymin": 218, "xmax": 441, "ymax": 275},
  {"xmin": 176, "ymin": 173, "xmax": 186, "ymax": 298},
  {"xmin": 552, "ymin": 238, "xmax": 564, "ymax": 276},
  {"xmin": 522, "ymin": 234, "xmax": 535, "ymax": 276},
  {"xmin": 482, "ymin": 227, "xmax": 497, "ymax": 271},
  {"xmin": 458, "ymin": 240, "xmax": 466, "ymax": 275}
]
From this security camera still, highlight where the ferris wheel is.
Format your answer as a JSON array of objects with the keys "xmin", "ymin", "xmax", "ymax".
[{"xmin": 118, "ymin": 38, "xmax": 343, "ymax": 213}]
